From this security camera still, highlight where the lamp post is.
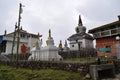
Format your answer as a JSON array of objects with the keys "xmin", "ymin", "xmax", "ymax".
[{"xmin": 116, "ymin": 36, "xmax": 120, "ymax": 59}]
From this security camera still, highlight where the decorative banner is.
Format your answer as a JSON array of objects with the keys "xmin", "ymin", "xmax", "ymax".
[{"xmin": 21, "ymin": 44, "xmax": 27, "ymax": 55}]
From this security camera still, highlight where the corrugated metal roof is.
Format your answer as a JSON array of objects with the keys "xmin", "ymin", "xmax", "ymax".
[{"xmin": 89, "ymin": 21, "xmax": 120, "ymax": 33}]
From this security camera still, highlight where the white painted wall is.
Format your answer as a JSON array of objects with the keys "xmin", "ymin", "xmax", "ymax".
[
  {"xmin": 84, "ymin": 39, "xmax": 93, "ymax": 48},
  {"xmin": 3, "ymin": 33, "xmax": 38, "ymax": 54},
  {"xmin": 28, "ymin": 36, "xmax": 38, "ymax": 50},
  {"xmin": 5, "ymin": 41, "xmax": 28, "ymax": 54},
  {"xmin": 69, "ymin": 39, "xmax": 93, "ymax": 50},
  {"xmin": 70, "ymin": 43, "xmax": 78, "ymax": 50}
]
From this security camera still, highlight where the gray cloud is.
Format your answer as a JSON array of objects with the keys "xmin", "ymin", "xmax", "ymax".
[
  {"xmin": 76, "ymin": 0, "xmax": 120, "ymax": 21},
  {"xmin": 0, "ymin": 0, "xmax": 19, "ymax": 34},
  {"xmin": 0, "ymin": 0, "xmax": 120, "ymax": 46}
]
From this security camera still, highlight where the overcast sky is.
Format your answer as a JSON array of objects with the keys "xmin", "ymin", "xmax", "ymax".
[{"xmin": 0, "ymin": 0, "xmax": 120, "ymax": 46}]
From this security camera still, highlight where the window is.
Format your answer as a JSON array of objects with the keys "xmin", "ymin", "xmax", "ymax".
[
  {"xmin": 111, "ymin": 29, "xmax": 117, "ymax": 35},
  {"xmin": 101, "ymin": 30, "xmax": 110, "ymax": 37},
  {"xmin": 20, "ymin": 34, "xmax": 22, "ymax": 38},
  {"xmin": 78, "ymin": 42, "xmax": 81, "ymax": 50},
  {"xmin": 27, "ymin": 35, "xmax": 30, "ymax": 38},
  {"xmin": 94, "ymin": 32, "xmax": 101, "ymax": 38},
  {"xmin": 20, "ymin": 34, "xmax": 26, "ymax": 38},
  {"xmin": 72, "ymin": 45, "xmax": 74, "ymax": 47},
  {"xmin": 117, "ymin": 28, "xmax": 120, "ymax": 33},
  {"xmin": 76, "ymin": 40, "xmax": 78, "ymax": 42},
  {"xmin": 23, "ymin": 34, "xmax": 25, "ymax": 38}
]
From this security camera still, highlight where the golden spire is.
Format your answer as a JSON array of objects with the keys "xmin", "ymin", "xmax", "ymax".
[
  {"xmin": 59, "ymin": 40, "xmax": 62, "ymax": 49},
  {"xmin": 38, "ymin": 33, "xmax": 40, "ymax": 39},
  {"xmin": 37, "ymin": 33, "xmax": 42, "ymax": 40},
  {"xmin": 46, "ymin": 40, "xmax": 48, "ymax": 46}
]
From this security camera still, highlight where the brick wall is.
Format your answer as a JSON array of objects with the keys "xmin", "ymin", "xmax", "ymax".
[{"xmin": 96, "ymin": 37, "xmax": 117, "ymax": 57}]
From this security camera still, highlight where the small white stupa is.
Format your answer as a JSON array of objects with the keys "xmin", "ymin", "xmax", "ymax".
[
  {"xmin": 28, "ymin": 29, "xmax": 62, "ymax": 61},
  {"xmin": 63, "ymin": 40, "xmax": 69, "ymax": 52},
  {"xmin": 28, "ymin": 33, "xmax": 42, "ymax": 61},
  {"xmin": 40, "ymin": 29, "xmax": 62, "ymax": 61}
]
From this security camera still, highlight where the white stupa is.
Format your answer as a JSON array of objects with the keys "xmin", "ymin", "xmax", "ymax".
[
  {"xmin": 28, "ymin": 29, "xmax": 62, "ymax": 61},
  {"xmin": 40, "ymin": 29, "xmax": 62, "ymax": 61}
]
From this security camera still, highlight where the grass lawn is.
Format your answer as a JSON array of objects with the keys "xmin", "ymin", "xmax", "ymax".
[
  {"xmin": 0, "ymin": 65, "xmax": 83, "ymax": 80},
  {"xmin": 63, "ymin": 57, "xmax": 114, "ymax": 63},
  {"xmin": 63, "ymin": 57, "xmax": 97, "ymax": 62}
]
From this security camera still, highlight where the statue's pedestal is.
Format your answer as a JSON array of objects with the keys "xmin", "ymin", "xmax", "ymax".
[
  {"xmin": 40, "ymin": 36, "xmax": 62, "ymax": 61},
  {"xmin": 28, "ymin": 46, "xmax": 41, "ymax": 61},
  {"xmin": 40, "ymin": 45, "xmax": 62, "ymax": 61}
]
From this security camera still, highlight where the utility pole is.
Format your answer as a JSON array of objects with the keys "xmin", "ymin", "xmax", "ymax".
[
  {"xmin": 16, "ymin": 3, "xmax": 23, "ymax": 69},
  {"xmin": 11, "ymin": 23, "xmax": 17, "ymax": 61}
]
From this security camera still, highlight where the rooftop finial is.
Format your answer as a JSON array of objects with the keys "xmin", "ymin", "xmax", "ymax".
[
  {"xmin": 37, "ymin": 33, "xmax": 40, "ymax": 39},
  {"xmin": 59, "ymin": 40, "xmax": 63, "ymax": 49},
  {"xmin": 4, "ymin": 29, "xmax": 7, "ymax": 36},
  {"xmin": 49, "ymin": 29, "xmax": 51, "ymax": 38},
  {"xmin": 37, "ymin": 33, "xmax": 42, "ymax": 40},
  {"xmin": 118, "ymin": 15, "xmax": 120, "ymax": 21},
  {"xmin": 15, "ymin": 22, "xmax": 18, "ymax": 29},
  {"xmin": 78, "ymin": 15, "xmax": 83, "ymax": 26},
  {"xmin": 64, "ymin": 40, "xmax": 68, "ymax": 47}
]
